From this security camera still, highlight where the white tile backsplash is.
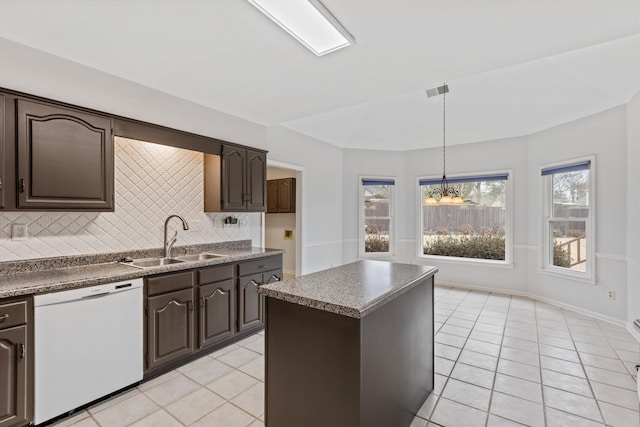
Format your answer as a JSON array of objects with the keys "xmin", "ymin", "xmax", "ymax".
[{"xmin": 0, "ymin": 137, "xmax": 256, "ymax": 261}]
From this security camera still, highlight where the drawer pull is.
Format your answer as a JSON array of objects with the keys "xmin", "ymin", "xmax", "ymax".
[
  {"xmin": 19, "ymin": 343, "xmax": 25, "ymax": 359},
  {"xmin": 0, "ymin": 313, "xmax": 9, "ymax": 322},
  {"xmin": 248, "ymin": 280, "xmax": 260, "ymax": 288},
  {"xmin": 259, "ymin": 265, "xmax": 267, "ymax": 269}
]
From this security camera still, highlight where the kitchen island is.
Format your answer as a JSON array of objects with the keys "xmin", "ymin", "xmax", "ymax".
[{"xmin": 259, "ymin": 260, "xmax": 437, "ymax": 427}]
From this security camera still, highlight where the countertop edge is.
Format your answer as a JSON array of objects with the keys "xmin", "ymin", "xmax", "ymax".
[
  {"xmin": 260, "ymin": 265, "xmax": 437, "ymax": 319},
  {"xmin": 0, "ymin": 249, "xmax": 284, "ymax": 299}
]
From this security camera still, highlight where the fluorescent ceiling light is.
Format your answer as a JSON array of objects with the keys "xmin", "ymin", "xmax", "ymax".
[{"xmin": 247, "ymin": 0, "xmax": 355, "ymax": 56}]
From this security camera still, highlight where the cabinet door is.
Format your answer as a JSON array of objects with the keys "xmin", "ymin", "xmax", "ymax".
[
  {"xmin": 277, "ymin": 178, "xmax": 295, "ymax": 213},
  {"xmin": 246, "ymin": 150, "xmax": 266, "ymax": 211},
  {"xmin": 238, "ymin": 273, "xmax": 263, "ymax": 332},
  {"xmin": 147, "ymin": 288, "xmax": 195, "ymax": 372},
  {"xmin": 0, "ymin": 94, "xmax": 5, "ymax": 210},
  {"xmin": 199, "ymin": 280, "xmax": 235, "ymax": 349},
  {"xmin": 221, "ymin": 145, "xmax": 246, "ymax": 211},
  {"xmin": 264, "ymin": 269, "xmax": 283, "ymax": 285},
  {"xmin": 266, "ymin": 180, "xmax": 278, "ymax": 213},
  {"xmin": 16, "ymin": 99, "xmax": 114, "ymax": 210},
  {"xmin": 0, "ymin": 326, "xmax": 28, "ymax": 427}
]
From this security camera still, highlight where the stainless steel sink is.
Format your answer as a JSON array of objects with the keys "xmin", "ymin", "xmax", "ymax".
[
  {"xmin": 173, "ymin": 253, "xmax": 227, "ymax": 262},
  {"xmin": 124, "ymin": 257, "xmax": 185, "ymax": 269}
]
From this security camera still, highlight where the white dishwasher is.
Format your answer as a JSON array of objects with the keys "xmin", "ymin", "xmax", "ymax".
[{"xmin": 34, "ymin": 278, "xmax": 144, "ymax": 425}]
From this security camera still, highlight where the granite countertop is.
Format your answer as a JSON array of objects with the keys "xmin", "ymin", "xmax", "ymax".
[
  {"xmin": 259, "ymin": 260, "xmax": 437, "ymax": 319},
  {"xmin": 0, "ymin": 247, "xmax": 284, "ymax": 298}
]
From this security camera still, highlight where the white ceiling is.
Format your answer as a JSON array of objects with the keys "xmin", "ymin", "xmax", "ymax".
[{"xmin": 0, "ymin": 0, "xmax": 639, "ymax": 150}]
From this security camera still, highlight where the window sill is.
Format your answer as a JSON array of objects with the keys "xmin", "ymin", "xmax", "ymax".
[
  {"xmin": 538, "ymin": 268, "xmax": 597, "ymax": 285},
  {"xmin": 415, "ymin": 255, "xmax": 514, "ymax": 269}
]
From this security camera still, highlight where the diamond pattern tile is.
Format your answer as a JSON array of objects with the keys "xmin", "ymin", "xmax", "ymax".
[{"xmin": 0, "ymin": 137, "xmax": 254, "ymax": 261}]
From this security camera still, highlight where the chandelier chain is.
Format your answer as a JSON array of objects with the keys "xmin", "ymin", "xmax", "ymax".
[{"xmin": 442, "ymin": 83, "xmax": 446, "ymax": 178}]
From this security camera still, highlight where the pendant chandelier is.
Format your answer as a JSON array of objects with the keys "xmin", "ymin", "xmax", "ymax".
[{"xmin": 424, "ymin": 83, "xmax": 463, "ymax": 206}]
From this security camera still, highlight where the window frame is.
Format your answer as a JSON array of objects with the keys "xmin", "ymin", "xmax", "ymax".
[
  {"xmin": 359, "ymin": 175, "xmax": 396, "ymax": 258},
  {"xmin": 416, "ymin": 169, "xmax": 513, "ymax": 265},
  {"xmin": 540, "ymin": 156, "xmax": 596, "ymax": 282}
]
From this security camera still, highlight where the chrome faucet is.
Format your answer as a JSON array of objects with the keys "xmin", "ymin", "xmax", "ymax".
[{"xmin": 164, "ymin": 215, "xmax": 190, "ymax": 258}]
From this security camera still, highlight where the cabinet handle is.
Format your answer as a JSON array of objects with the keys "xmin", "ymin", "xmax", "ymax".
[
  {"xmin": 248, "ymin": 280, "xmax": 260, "ymax": 288},
  {"xmin": 19, "ymin": 178, "xmax": 26, "ymax": 193},
  {"xmin": 19, "ymin": 343, "xmax": 25, "ymax": 359},
  {"xmin": 0, "ymin": 177, "xmax": 3, "ymax": 191},
  {"xmin": 0, "ymin": 313, "xmax": 9, "ymax": 322},
  {"xmin": 268, "ymin": 275, "xmax": 281, "ymax": 283},
  {"xmin": 188, "ymin": 301, "xmax": 194, "ymax": 311}
]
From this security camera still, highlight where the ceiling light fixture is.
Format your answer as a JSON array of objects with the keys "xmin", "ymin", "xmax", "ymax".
[
  {"xmin": 247, "ymin": 0, "xmax": 354, "ymax": 56},
  {"xmin": 424, "ymin": 83, "xmax": 464, "ymax": 206}
]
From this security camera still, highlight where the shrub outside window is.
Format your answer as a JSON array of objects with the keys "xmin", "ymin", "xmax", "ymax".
[
  {"xmin": 542, "ymin": 159, "xmax": 594, "ymax": 279},
  {"xmin": 419, "ymin": 173, "xmax": 510, "ymax": 262},
  {"xmin": 360, "ymin": 177, "xmax": 394, "ymax": 256}
]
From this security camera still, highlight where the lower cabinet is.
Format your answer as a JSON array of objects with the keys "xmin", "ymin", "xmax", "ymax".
[
  {"xmin": 145, "ymin": 271, "xmax": 195, "ymax": 373},
  {"xmin": 146, "ymin": 288, "xmax": 195, "ymax": 372},
  {"xmin": 0, "ymin": 298, "xmax": 32, "ymax": 427},
  {"xmin": 199, "ymin": 279, "xmax": 235, "ymax": 349},
  {"xmin": 144, "ymin": 255, "xmax": 282, "ymax": 376},
  {"xmin": 237, "ymin": 256, "xmax": 284, "ymax": 333},
  {"xmin": 238, "ymin": 273, "xmax": 263, "ymax": 332}
]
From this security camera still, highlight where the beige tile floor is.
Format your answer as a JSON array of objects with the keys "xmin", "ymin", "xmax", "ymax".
[{"xmin": 51, "ymin": 285, "xmax": 640, "ymax": 427}]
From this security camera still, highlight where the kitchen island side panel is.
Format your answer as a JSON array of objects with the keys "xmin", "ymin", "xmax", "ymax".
[
  {"xmin": 360, "ymin": 275, "xmax": 434, "ymax": 427},
  {"xmin": 265, "ymin": 298, "xmax": 361, "ymax": 427},
  {"xmin": 264, "ymin": 274, "xmax": 434, "ymax": 427}
]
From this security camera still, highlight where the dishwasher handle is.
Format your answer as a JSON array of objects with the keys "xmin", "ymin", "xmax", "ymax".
[{"xmin": 81, "ymin": 291, "xmax": 111, "ymax": 299}]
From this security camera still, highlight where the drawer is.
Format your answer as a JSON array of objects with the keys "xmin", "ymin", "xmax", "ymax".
[
  {"xmin": 197, "ymin": 264, "xmax": 234, "ymax": 285},
  {"xmin": 146, "ymin": 271, "xmax": 194, "ymax": 296},
  {"xmin": 0, "ymin": 299, "xmax": 28, "ymax": 330},
  {"xmin": 238, "ymin": 255, "xmax": 282, "ymax": 277}
]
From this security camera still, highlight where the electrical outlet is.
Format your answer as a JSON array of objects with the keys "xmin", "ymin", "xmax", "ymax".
[
  {"xmin": 11, "ymin": 224, "xmax": 28, "ymax": 241},
  {"xmin": 607, "ymin": 290, "xmax": 615, "ymax": 300}
]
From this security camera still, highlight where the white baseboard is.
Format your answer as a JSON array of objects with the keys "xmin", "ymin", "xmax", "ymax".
[
  {"xmin": 627, "ymin": 322, "xmax": 640, "ymax": 343},
  {"xmin": 437, "ymin": 281, "xmax": 631, "ymax": 332}
]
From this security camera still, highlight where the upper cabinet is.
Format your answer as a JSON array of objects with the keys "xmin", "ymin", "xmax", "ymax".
[
  {"xmin": 205, "ymin": 144, "xmax": 266, "ymax": 212},
  {"xmin": 16, "ymin": 99, "xmax": 114, "ymax": 211},
  {"xmin": 267, "ymin": 177, "xmax": 296, "ymax": 213}
]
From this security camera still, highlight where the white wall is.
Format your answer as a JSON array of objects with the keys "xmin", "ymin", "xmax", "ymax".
[
  {"xmin": 342, "ymin": 106, "xmax": 630, "ymax": 322},
  {"xmin": 266, "ymin": 126, "xmax": 343, "ymax": 275},
  {"xmin": 0, "ymin": 38, "xmax": 266, "ymax": 149},
  {"xmin": 627, "ymin": 91, "xmax": 640, "ymax": 329},
  {"xmin": 527, "ymin": 106, "xmax": 628, "ymax": 320}
]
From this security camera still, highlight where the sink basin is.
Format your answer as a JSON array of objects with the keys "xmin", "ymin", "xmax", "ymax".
[
  {"xmin": 125, "ymin": 257, "xmax": 185, "ymax": 269},
  {"xmin": 174, "ymin": 253, "xmax": 227, "ymax": 262}
]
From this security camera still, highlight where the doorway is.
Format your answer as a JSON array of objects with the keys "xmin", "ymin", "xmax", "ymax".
[{"xmin": 265, "ymin": 163, "xmax": 302, "ymax": 278}]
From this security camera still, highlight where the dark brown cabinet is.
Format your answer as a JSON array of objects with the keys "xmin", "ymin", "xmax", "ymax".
[
  {"xmin": 16, "ymin": 99, "xmax": 114, "ymax": 211},
  {"xmin": 144, "ymin": 256, "xmax": 281, "ymax": 376},
  {"xmin": 145, "ymin": 272, "xmax": 195, "ymax": 373},
  {"xmin": 197, "ymin": 264, "xmax": 235, "ymax": 349},
  {"xmin": 238, "ymin": 273, "xmax": 264, "ymax": 332},
  {"xmin": 0, "ymin": 298, "xmax": 32, "ymax": 427},
  {"xmin": 206, "ymin": 145, "xmax": 266, "ymax": 212},
  {"xmin": 237, "ymin": 255, "xmax": 283, "ymax": 332},
  {"xmin": 267, "ymin": 178, "xmax": 296, "ymax": 213},
  {"xmin": 0, "ymin": 94, "xmax": 5, "ymax": 210}
]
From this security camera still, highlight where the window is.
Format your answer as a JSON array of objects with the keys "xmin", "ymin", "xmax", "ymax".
[
  {"xmin": 542, "ymin": 159, "xmax": 594, "ymax": 279},
  {"xmin": 360, "ymin": 178, "xmax": 395, "ymax": 256},
  {"xmin": 419, "ymin": 173, "xmax": 510, "ymax": 262}
]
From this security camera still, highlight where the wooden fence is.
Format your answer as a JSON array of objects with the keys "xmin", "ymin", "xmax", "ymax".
[{"xmin": 423, "ymin": 205, "xmax": 505, "ymax": 234}]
